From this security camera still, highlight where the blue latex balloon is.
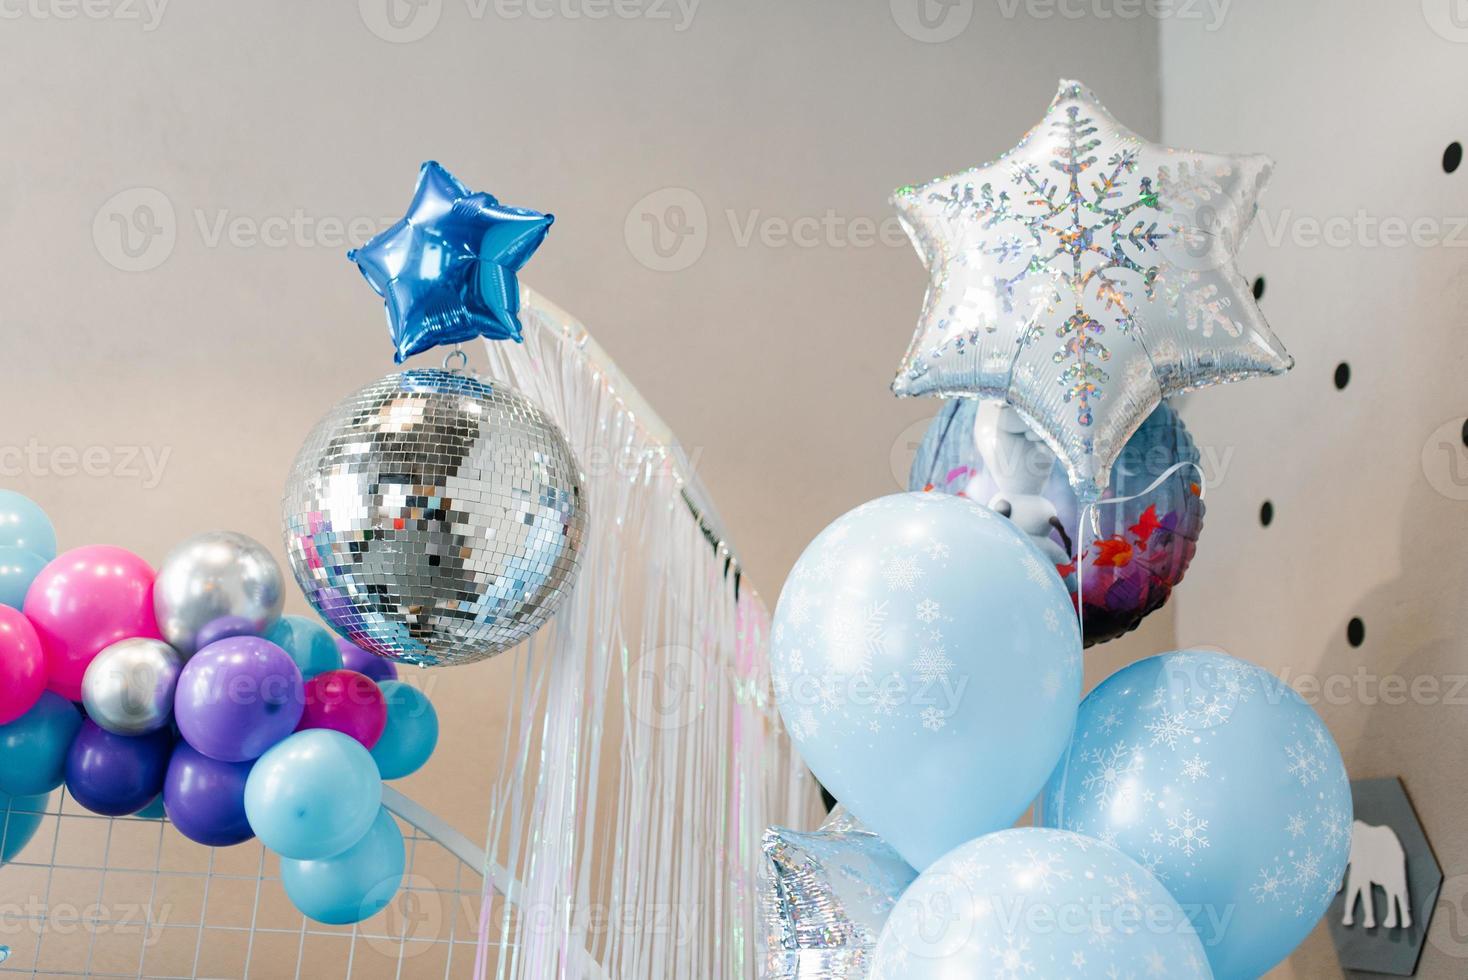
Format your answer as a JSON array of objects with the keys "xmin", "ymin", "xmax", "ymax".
[
  {"xmin": 281, "ymin": 806, "xmax": 404, "ymax": 925},
  {"xmin": 65, "ymin": 721, "xmax": 173, "ymax": 817},
  {"xmin": 134, "ymin": 795, "xmax": 166, "ymax": 820},
  {"xmin": 370, "ymin": 681, "xmax": 438, "ymax": 780},
  {"xmin": 0, "ymin": 791, "xmax": 49, "ymax": 864},
  {"xmin": 0, "ymin": 491, "xmax": 55, "ymax": 561},
  {"xmin": 871, "ymin": 828, "xmax": 1211, "ymax": 978},
  {"xmin": 163, "ymin": 742, "xmax": 254, "ymax": 846},
  {"xmin": 264, "ymin": 616, "xmax": 343, "ymax": 680},
  {"xmin": 243, "ymin": 729, "xmax": 382, "ymax": 860},
  {"xmin": 771, "ymin": 492, "xmax": 1081, "ymax": 870},
  {"xmin": 349, "ymin": 161, "xmax": 553, "ymax": 363},
  {"xmin": 0, "ymin": 547, "xmax": 46, "ymax": 610},
  {"xmin": 1038, "ymin": 650, "xmax": 1352, "ymax": 979},
  {"xmin": 0, "ymin": 691, "xmax": 82, "ymax": 796}
]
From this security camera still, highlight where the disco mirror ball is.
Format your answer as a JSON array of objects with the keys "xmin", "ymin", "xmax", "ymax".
[{"xmin": 282, "ymin": 368, "xmax": 585, "ymax": 668}]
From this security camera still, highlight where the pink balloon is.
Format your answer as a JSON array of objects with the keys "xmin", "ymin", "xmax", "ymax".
[
  {"xmin": 0, "ymin": 605, "xmax": 45, "ymax": 724},
  {"xmin": 24, "ymin": 546, "xmax": 161, "ymax": 701},
  {"xmin": 297, "ymin": 669, "xmax": 387, "ymax": 749}
]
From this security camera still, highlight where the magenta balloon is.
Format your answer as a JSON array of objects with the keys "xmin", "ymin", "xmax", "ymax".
[
  {"xmin": 0, "ymin": 606, "xmax": 45, "ymax": 725},
  {"xmin": 335, "ymin": 638, "xmax": 397, "ymax": 683},
  {"xmin": 298, "ymin": 670, "xmax": 387, "ymax": 749},
  {"xmin": 65, "ymin": 720, "xmax": 172, "ymax": 816},
  {"xmin": 24, "ymin": 546, "xmax": 161, "ymax": 701},
  {"xmin": 163, "ymin": 742, "xmax": 254, "ymax": 846},
  {"xmin": 174, "ymin": 636, "xmax": 304, "ymax": 762}
]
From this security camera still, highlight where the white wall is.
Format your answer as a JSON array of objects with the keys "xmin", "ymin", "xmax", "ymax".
[
  {"xmin": 0, "ymin": 0, "xmax": 1160, "ymax": 954},
  {"xmin": 0, "ymin": 0, "xmax": 1159, "ymax": 608},
  {"xmin": 13, "ymin": 2, "xmax": 1452, "ymax": 977},
  {"xmin": 1161, "ymin": 3, "xmax": 1468, "ymax": 977}
]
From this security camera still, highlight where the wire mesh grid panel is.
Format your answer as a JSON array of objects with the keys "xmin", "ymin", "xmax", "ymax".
[{"xmin": 0, "ymin": 791, "xmax": 486, "ymax": 979}]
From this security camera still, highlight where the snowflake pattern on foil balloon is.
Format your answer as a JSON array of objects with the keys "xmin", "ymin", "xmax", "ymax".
[{"xmin": 891, "ymin": 79, "xmax": 1291, "ymax": 501}]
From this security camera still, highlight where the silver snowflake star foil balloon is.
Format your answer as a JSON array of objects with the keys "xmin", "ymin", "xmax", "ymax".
[
  {"xmin": 282, "ymin": 368, "xmax": 585, "ymax": 668},
  {"xmin": 891, "ymin": 79, "xmax": 1291, "ymax": 501},
  {"xmin": 757, "ymin": 806, "xmax": 918, "ymax": 979}
]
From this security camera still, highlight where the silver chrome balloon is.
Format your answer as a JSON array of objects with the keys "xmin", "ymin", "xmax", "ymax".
[
  {"xmin": 281, "ymin": 368, "xmax": 585, "ymax": 668},
  {"xmin": 153, "ymin": 530, "xmax": 285, "ymax": 657},
  {"xmin": 80, "ymin": 637, "xmax": 182, "ymax": 736}
]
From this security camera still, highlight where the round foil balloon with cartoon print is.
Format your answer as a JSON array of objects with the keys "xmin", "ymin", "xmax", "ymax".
[{"xmin": 911, "ymin": 398, "xmax": 1202, "ymax": 646}]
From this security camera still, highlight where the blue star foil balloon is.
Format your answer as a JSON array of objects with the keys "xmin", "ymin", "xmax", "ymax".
[
  {"xmin": 891, "ymin": 79, "xmax": 1291, "ymax": 502},
  {"xmin": 349, "ymin": 161, "xmax": 553, "ymax": 363}
]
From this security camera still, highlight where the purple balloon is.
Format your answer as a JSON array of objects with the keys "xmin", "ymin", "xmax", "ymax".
[
  {"xmin": 335, "ymin": 638, "xmax": 397, "ymax": 683},
  {"xmin": 163, "ymin": 742, "xmax": 253, "ymax": 846},
  {"xmin": 195, "ymin": 614, "xmax": 261, "ymax": 650},
  {"xmin": 175, "ymin": 636, "xmax": 304, "ymax": 762},
  {"xmin": 65, "ymin": 720, "xmax": 172, "ymax": 816}
]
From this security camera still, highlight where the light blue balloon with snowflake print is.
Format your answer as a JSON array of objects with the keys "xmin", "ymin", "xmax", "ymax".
[
  {"xmin": 771, "ymin": 492, "xmax": 1081, "ymax": 871},
  {"xmin": 1036, "ymin": 650, "xmax": 1351, "ymax": 980},
  {"xmin": 871, "ymin": 828, "xmax": 1213, "ymax": 979}
]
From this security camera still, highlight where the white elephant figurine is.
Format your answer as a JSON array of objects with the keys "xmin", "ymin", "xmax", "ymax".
[
  {"xmin": 971, "ymin": 403, "xmax": 1071, "ymax": 568},
  {"xmin": 1341, "ymin": 820, "xmax": 1411, "ymax": 929}
]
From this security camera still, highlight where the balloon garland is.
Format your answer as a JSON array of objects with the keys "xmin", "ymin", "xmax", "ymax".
[{"xmin": 0, "ymin": 497, "xmax": 441, "ymax": 925}]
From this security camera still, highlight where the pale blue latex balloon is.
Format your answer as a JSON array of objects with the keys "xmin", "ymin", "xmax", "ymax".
[
  {"xmin": 771, "ymin": 492, "xmax": 1081, "ymax": 870},
  {"xmin": 0, "ymin": 492, "xmax": 55, "ymax": 561},
  {"xmin": 370, "ymin": 681, "xmax": 438, "ymax": 780},
  {"xmin": 243, "ymin": 729, "xmax": 381, "ymax": 860},
  {"xmin": 0, "ymin": 547, "xmax": 46, "ymax": 610},
  {"xmin": 1038, "ymin": 650, "xmax": 1351, "ymax": 980},
  {"xmin": 281, "ymin": 806, "xmax": 404, "ymax": 924},
  {"xmin": 0, "ymin": 692, "xmax": 82, "ymax": 796},
  {"xmin": 1, "ymin": 791, "xmax": 49, "ymax": 864},
  {"xmin": 264, "ymin": 615, "xmax": 343, "ymax": 680},
  {"xmin": 872, "ymin": 828, "xmax": 1213, "ymax": 978}
]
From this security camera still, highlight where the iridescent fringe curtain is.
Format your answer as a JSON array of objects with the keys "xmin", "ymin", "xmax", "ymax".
[{"xmin": 472, "ymin": 289, "xmax": 819, "ymax": 979}]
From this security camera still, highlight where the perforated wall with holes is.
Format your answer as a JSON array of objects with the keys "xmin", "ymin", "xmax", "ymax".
[{"xmin": 1157, "ymin": 5, "xmax": 1468, "ymax": 978}]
